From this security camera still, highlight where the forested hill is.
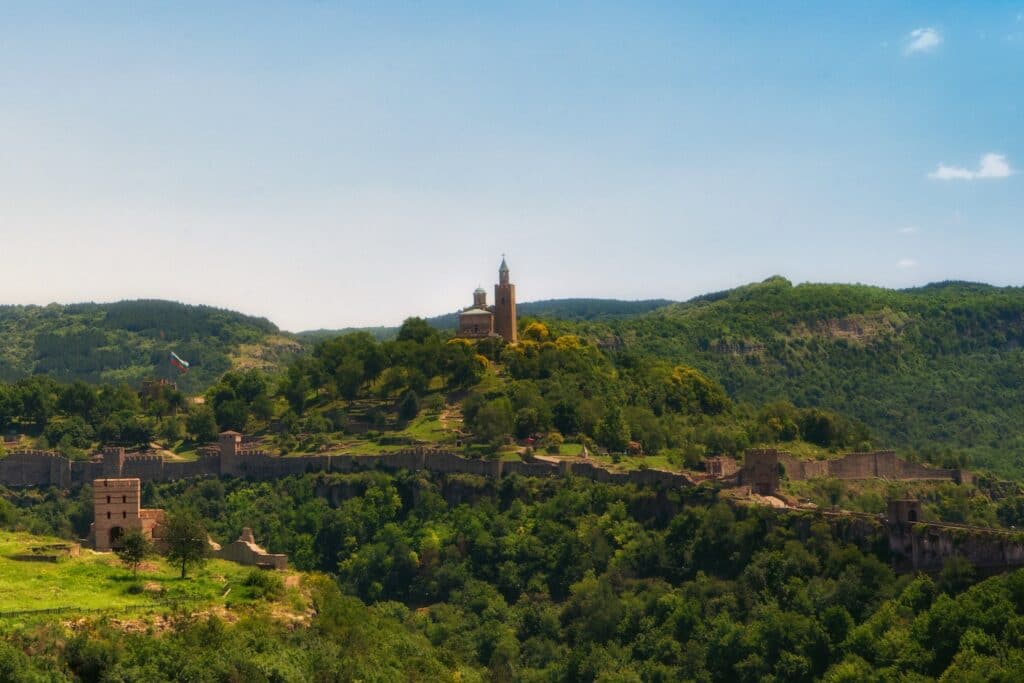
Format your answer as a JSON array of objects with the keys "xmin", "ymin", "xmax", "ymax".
[
  {"xmin": 0, "ymin": 300, "xmax": 301, "ymax": 391},
  {"xmin": 596, "ymin": 276, "xmax": 1024, "ymax": 476},
  {"xmin": 298, "ymin": 297, "xmax": 675, "ymax": 341}
]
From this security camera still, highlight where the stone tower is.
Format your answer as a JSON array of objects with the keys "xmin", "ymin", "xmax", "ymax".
[{"xmin": 493, "ymin": 256, "xmax": 517, "ymax": 343}]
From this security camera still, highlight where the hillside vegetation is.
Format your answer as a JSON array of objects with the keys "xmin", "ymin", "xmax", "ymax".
[
  {"xmin": 0, "ymin": 300, "xmax": 301, "ymax": 391},
  {"xmin": 588, "ymin": 277, "xmax": 1024, "ymax": 479},
  {"xmin": 6, "ymin": 472, "xmax": 1024, "ymax": 681}
]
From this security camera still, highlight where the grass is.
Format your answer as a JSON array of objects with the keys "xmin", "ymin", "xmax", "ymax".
[
  {"xmin": 580, "ymin": 453, "xmax": 683, "ymax": 473},
  {"xmin": 393, "ymin": 413, "xmax": 454, "ymax": 443},
  {"xmin": 0, "ymin": 530, "xmax": 304, "ymax": 616}
]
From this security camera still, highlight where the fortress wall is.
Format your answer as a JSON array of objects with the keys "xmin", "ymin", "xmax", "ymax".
[
  {"xmin": 121, "ymin": 455, "xmax": 164, "ymax": 481},
  {"xmin": 777, "ymin": 452, "xmax": 807, "ymax": 480},
  {"xmin": 0, "ymin": 451, "xmax": 70, "ymax": 487},
  {"xmin": 503, "ymin": 460, "xmax": 559, "ymax": 478},
  {"xmin": 71, "ymin": 461, "xmax": 103, "ymax": 485},
  {"xmin": 424, "ymin": 451, "xmax": 498, "ymax": 477},
  {"xmin": 378, "ymin": 450, "xmax": 427, "ymax": 471},
  {"xmin": 234, "ymin": 453, "xmax": 331, "ymax": 480},
  {"xmin": 870, "ymin": 451, "xmax": 900, "ymax": 479},
  {"xmin": 888, "ymin": 523, "xmax": 1024, "ymax": 573},
  {"xmin": 163, "ymin": 458, "xmax": 220, "ymax": 481},
  {"xmin": 827, "ymin": 452, "xmax": 879, "ymax": 479},
  {"xmin": 895, "ymin": 459, "xmax": 959, "ymax": 481}
]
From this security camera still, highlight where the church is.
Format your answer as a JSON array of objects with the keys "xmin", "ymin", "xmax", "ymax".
[{"xmin": 457, "ymin": 257, "xmax": 518, "ymax": 343}]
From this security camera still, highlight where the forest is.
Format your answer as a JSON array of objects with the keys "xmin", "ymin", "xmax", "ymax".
[
  {"xmin": 4, "ymin": 282, "xmax": 1024, "ymax": 680},
  {"xmin": 2, "ymin": 471, "xmax": 1024, "ymax": 681}
]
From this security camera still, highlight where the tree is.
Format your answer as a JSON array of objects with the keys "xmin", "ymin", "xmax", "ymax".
[
  {"xmin": 115, "ymin": 530, "xmax": 153, "ymax": 578},
  {"xmin": 397, "ymin": 317, "xmax": 437, "ymax": 344},
  {"xmin": 187, "ymin": 405, "xmax": 219, "ymax": 443},
  {"xmin": 163, "ymin": 509, "xmax": 209, "ymax": 579},
  {"xmin": 596, "ymin": 406, "xmax": 630, "ymax": 453},
  {"xmin": 398, "ymin": 390, "xmax": 420, "ymax": 421},
  {"xmin": 473, "ymin": 397, "xmax": 514, "ymax": 443}
]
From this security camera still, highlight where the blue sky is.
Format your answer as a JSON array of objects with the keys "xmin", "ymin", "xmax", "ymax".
[{"xmin": 1, "ymin": 2, "xmax": 1021, "ymax": 330}]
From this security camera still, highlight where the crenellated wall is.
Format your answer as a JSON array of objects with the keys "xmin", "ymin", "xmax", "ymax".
[{"xmin": 0, "ymin": 438, "xmax": 697, "ymax": 493}]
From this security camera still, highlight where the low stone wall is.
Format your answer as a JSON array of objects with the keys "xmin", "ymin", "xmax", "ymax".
[{"xmin": 746, "ymin": 449, "xmax": 967, "ymax": 492}]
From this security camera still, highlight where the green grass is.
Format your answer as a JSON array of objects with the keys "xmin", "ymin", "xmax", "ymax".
[
  {"xmin": 0, "ymin": 530, "xmax": 302, "ymax": 616},
  {"xmin": 394, "ymin": 413, "xmax": 454, "ymax": 443},
  {"xmin": 580, "ymin": 453, "xmax": 683, "ymax": 472}
]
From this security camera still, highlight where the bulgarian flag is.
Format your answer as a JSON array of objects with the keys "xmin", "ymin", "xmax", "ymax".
[{"xmin": 170, "ymin": 351, "xmax": 190, "ymax": 373}]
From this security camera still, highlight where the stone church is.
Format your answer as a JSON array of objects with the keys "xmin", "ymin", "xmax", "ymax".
[{"xmin": 457, "ymin": 257, "xmax": 518, "ymax": 343}]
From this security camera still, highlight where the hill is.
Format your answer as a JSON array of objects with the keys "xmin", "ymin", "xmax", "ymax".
[
  {"xmin": 0, "ymin": 300, "xmax": 302, "ymax": 392},
  {"xmin": 597, "ymin": 277, "xmax": 1024, "ymax": 477},
  {"xmin": 297, "ymin": 297, "xmax": 674, "ymax": 341}
]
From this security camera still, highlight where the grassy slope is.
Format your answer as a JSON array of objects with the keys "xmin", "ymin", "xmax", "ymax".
[{"xmin": 0, "ymin": 530, "xmax": 298, "ymax": 614}]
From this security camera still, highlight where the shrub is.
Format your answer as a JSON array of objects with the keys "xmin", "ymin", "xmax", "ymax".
[{"xmin": 243, "ymin": 569, "xmax": 285, "ymax": 600}]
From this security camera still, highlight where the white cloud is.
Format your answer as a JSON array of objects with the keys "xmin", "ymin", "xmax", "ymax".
[
  {"xmin": 927, "ymin": 153, "xmax": 1014, "ymax": 181},
  {"xmin": 904, "ymin": 27, "xmax": 942, "ymax": 54},
  {"xmin": 897, "ymin": 258, "xmax": 917, "ymax": 269},
  {"xmin": 898, "ymin": 226, "xmax": 920, "ymax": 235}
]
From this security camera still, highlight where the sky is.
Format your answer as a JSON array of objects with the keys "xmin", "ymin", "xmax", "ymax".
[{"xmin": 1, "ymin": 2, "xmax": 1021, "ymax": 331}]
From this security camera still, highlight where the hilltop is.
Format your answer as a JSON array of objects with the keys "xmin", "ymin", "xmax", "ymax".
[
  {"xmin": 0, "ymin": 300, "xmax": 302, "ymax": 392},
  {"xmin": 297, "ymin": 297, "xmax": 675, "ymax": 341}
]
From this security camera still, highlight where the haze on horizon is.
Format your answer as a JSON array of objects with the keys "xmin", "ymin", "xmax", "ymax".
[{"xmin": 1, "ymin": 2, "xmax": 1021, "ymax": 331}]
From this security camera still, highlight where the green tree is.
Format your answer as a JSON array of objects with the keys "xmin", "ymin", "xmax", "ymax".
[
  {"xmin": 473, "ymin": 397, "xmax": 514, "ymax": 443},
  {"xmin": 163, "ymin": 509, "xmax": 209, "ymax": 579},
  {"xmin": 115, "ymin": 529, "xmax": 153, "ymax": 578},
  {"xmin": 187, "ymin": 405, "xmax": 219, "ymax": 443},
  {"xmin": 596, "ymin": 406, "xmax": 630, "ymax": 452},
  {"xmin": 398, "ymin": 390, "xmax": 420, "ymax": 421}
]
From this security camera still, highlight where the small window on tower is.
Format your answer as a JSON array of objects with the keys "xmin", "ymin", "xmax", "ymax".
[
  {"xmin": 106, "ymin": 511, "xmax": 111, "ymax": 519},
  {"xmin": 122, "ymin": 495, "xmax": 126, "ymax": 503},
  {"xmin": 122, "ymin": 511, "xmax": 127, "ymax": 519},
  {"xmin": 106, "ymin": 495, "xmax": 111, "ymax": 504}
]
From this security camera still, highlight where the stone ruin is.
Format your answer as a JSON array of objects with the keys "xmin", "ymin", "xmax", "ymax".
[
  {"xmin": 210, "ymin": 528, "xmax": 288, "ymax": 570},
  {"xmin": 89, "ymin": 478, "xmax": 287, "ymax": 570}
]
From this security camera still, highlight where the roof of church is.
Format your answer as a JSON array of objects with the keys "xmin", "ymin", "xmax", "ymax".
[
  {"xmin": 474, "ymin": 287, "xmax": 486, "ymax": 294},
  {"xmin": 459, "ymin": 307, "xmax": 492, "ymax": 316},
  {"xmin": 499, "ymin": 255, "xmax": 508, "ymax": 272}
]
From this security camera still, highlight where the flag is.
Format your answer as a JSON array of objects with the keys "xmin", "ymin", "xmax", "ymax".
[{"xmin": 170, "ymin": 352, "xmax": 190, "ymax": 373}]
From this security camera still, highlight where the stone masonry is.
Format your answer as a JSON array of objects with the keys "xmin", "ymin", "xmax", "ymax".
[{"xmin": 91, "ymin": 478, "xmax": 165, "ymax": 551}]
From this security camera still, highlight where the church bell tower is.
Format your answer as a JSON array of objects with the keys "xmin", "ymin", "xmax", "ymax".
[{"xmin": 493, "ymin": 256, "xmax": 517, "ymax": 343}]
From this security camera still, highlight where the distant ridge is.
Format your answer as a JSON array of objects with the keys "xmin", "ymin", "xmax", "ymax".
[
  {"xmin": 0, "ymin": 299, "xmax": 300, "ymax": 390},
  {"xmin": 297, "ymin": 298, "xmax": 675, "ymax": 341}
]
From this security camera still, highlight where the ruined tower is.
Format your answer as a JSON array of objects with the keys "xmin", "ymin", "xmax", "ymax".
[{"xmin": 493, "ymin": 256, "xmax": 517, "ymax": 343}]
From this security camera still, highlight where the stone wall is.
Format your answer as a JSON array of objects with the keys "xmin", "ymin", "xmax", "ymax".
[
  {"xmin": 0, "ymin": 436, "xmax": 962, "ymax": 498},
  {"xmin": 742, "ymin": 448, "xmax": 968, "ymax": 494},
  {"xmin": 212, "ymin": 528, "xmax": 287, "ymax": 570},
  {"xmin": 887, "ymin": 519, "xmax": 1024, "ymax": 573}
]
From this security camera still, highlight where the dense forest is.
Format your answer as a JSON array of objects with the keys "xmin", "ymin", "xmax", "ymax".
[{"xmin": 4, "ymin": 472, "xmax": 1024, "ymax": 681}]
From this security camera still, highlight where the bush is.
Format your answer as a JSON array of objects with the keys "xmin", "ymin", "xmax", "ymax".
[{"xmin": 243, "ymin": 569, "xmax": 285, "ymax": 600}]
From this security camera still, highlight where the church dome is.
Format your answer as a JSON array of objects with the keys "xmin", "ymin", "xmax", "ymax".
[{"xmin": 474, "ymin": 287, "xmax": 486, "ymax": 295}]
